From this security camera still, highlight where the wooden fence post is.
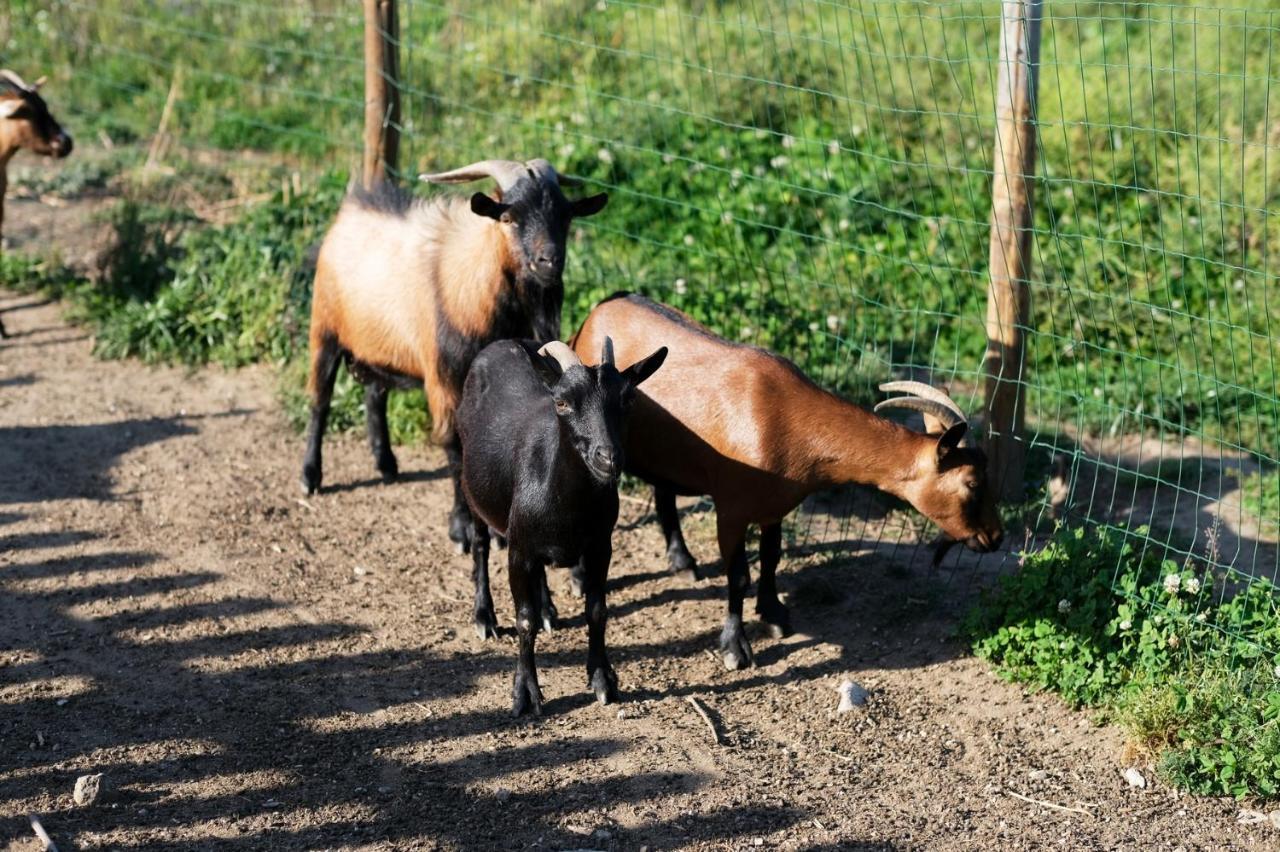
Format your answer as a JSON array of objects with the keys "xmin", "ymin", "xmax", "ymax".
[
  {"xmin": 363, "ymin": 0, "xmax": 400, "ymax": 188},
  {"xmin": 984, "ymin": 0, "xmax": 1042, "ymax": 501}
]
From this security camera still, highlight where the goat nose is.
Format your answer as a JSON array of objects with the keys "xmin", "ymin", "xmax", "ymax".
[
  {"xmin": 55, "ymin": 134, "xmax": 72, "ymax": 157},
  {"xmin": 593, "ymin": 446, "xmax": 614, "ymax": 470}
]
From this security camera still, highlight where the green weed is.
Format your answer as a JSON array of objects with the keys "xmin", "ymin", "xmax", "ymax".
[{"xmin": 966, "ymin": 524, "xmax": 1280, "ymax": 798}]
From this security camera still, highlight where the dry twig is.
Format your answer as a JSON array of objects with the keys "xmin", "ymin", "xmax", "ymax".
[
  {"xmin": 1005, "ymin": 790, "xmax": 1093, "ymax": 816},
  {"xmin": 686, "ymin": 695, "xmax": 722, "ymax": 746},
  {"xmin": 29, "ymin": 813, "xmax": 59, "ymax": 852}
]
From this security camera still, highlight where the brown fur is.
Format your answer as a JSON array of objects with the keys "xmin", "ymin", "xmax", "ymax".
[
  {"xmin": 1, "ymin": 73, "xmax": 72, "ymax": 241},
  {"xmin": 307, "ymin": 193, "xmax": 510, "ymax": 442},
  {"xmin": 571, "ymin": 295, "xmax": 1004, "ymax": 559}
]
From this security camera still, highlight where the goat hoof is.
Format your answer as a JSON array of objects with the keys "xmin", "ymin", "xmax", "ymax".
[
  {"xmin": 378, "ymin": 463, "xmax": 398, "ymax": 484},
  {"xmin": 719, "ymin": 634, "xmax": 755, "ymax": 671},
  {"xmin": 511, "ymin": 675, "xmax": 544, "ymax": 717},
  {"xmin": 541, "ymin": 614, "xmax": 556, "ymax": 633},
  {"xmin": 300, "ymin": 464, "xmax": 321, "ymax": 496},
  {"xmin": 757, "ymin": 603, "xmax": 793, "ymax": 638},
  {"xmin": 474, "ymin": 613, "xmax": 498, "ymax": 641},
  {"xmin": 669, "ymin": 552, "xmax": 701, "ymax": 582},
  {"xmin": 589, "ymin": 666, "xmax": 619, "ymax": 705}
]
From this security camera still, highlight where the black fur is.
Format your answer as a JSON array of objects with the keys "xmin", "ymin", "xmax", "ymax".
[{"xmin": 457, "ymin": 338, "xmax": 666, "ymax": 716}]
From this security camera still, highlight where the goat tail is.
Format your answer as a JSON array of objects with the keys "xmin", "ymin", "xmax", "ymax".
[{"xmin": 430, "ymin": 408, "xmax": 454, "ymax": 445}]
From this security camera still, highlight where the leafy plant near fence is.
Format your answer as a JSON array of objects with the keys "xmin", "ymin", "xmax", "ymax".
[{"xmin": 966, "ymin": 524, "xmax": 1280, "ymax": 798}]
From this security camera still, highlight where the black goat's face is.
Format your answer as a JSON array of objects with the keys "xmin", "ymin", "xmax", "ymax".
[
  {"xmin": 534, "ymin": 342, "xmax": 667, "ymax": 486},
  {"xmin": 0, "ymin": 77, "xmax": 72, "ymax": 159},
  {"xmin": 471, "ymin": 178, "xmax": 607, "ymax": 340}
]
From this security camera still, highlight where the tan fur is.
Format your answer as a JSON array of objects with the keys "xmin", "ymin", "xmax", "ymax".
[
  {"xmin": 572, "ymin": 296, "xmax": 1003, "ymax": 555},
  {"xmin": 307, "ymin": 193, "xmax": 510, "ymax": 443}
]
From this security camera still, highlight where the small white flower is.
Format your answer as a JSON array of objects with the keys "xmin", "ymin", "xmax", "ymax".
[
  {"xmin": 781, "ymin": 135, "xmax": 796, "ymax": 149},
  {"xmin": 1168, "ymin": 635, "xmax": 1180, "ymax": 648},
  {"xmin": 1154, "ymin": 614, "xmax": 1164, "ymax": 625},
  {"xmin": 1184, "ymin": 577, "xmax": 1201, "ymax": 595},
  {"xmin": 740, "ymin": 326, "xmax": 753, "ymax": 339},
  {"xmin": 1119, "ymin": 619, "xmax": 1132, "ymax": 631},
  {"xmin": 1057, "ymin": 599, "xmax": 1072, "ymax": 614},
  {"xmin": 1195, "ymin": 613, "xmax": 1208, "ymax": 623},
  {"xmin": 828, "ymin": 140, "xmax": 841, "ymax": 155},
  {"xmin": 596, "ymin": 148, "xmax": 614, "ymax": 164},
  {"xmin": 808, "ymin": 321, "xmax": 820, "ymax": 332},
  {"xmin": 769, "ymin": 155, "xmax": 790, "ymax": 170},
  {"xmin": 1163, "ymin": 574, "xmax": 1181, "ymax": 595},
  {"xmin": 826, "ymin": 314, "xmax": 842, "ymax": 332},
  {"xmin": 683, "ymin": 234, "xmax": 695, "ymax": 246},
  {"xmin": 1274, "ymin": 664, "xmax": 1280, "ymax": 679}
]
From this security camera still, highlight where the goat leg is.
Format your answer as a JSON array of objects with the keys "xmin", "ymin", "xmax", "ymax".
[
  {"xmin": 470, "ymin": 515, "xmax": 497, "ymax": 640},
  {"xmin": 754, "ymin": 522, "xmax": 792, "ymax": 638},
  {"xmin": 444, "ymin": 435, "xmax": 473, "ymax": 554},
  {"xmin": 717, "ymin": 524, "xmax": 755, "ymax": 670},
  {"xmin": 363, "ymin": 382, "xmax": 398, "ymax": 483},
  {"xmin": 300, "ymin": 334, "xmax": 342, "ymax": 495},
  {"xmin": 508, "ymin": 550, "xmax": 544, "ymax": 716},
  {"xmin": 655, "ymin": 484, "xmax": 701, "ymax": 581},
  {"xmin": 581, "ymin": 539, "xmax": 619, "ymax": 705}
]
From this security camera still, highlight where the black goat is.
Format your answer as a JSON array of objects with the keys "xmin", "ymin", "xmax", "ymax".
[{"xmin": 457, "ymin": 337, "xmax": 667, "ymax": 716}]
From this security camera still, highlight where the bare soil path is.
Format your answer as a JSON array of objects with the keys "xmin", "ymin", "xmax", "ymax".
[{"xmin": 0, "ymin": 288, "xmax": 1272, "ymax": 850}]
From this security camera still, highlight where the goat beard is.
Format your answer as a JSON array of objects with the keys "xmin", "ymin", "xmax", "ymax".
[{"xmin": 931, "ymin": 534, "xmax": 960, "ymax": 568}]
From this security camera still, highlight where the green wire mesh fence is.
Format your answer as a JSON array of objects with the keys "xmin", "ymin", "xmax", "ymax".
[{"xmin": 7, "ymin": 2, "xmax": 1278, "ymax": 645}]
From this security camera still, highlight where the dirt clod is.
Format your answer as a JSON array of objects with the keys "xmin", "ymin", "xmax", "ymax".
[{"xmin": 72, "ymin": 774, "xmax": 108, "ymax": 806}]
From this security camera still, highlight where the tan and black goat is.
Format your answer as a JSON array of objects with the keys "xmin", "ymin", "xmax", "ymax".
[
  {"xmin": 302, "ymin": 159, "xmax": 607, "ymax": 550},
  {"xmin": 0, "ymin": 70, "xmax": 72, "ymax": 338},
  {"xmin": 571, "ymin": 293, "xmax": 1004, "ymax": 670}
]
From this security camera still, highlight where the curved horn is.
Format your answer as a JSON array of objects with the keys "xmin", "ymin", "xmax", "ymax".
[
  {"xmin": 526, "ymin": 158, "xmax": 582, "ymax": 187},
  {"xmin": 32, "ymin": 76, "xmax": 47, "ymax": 90},
  {"xmin": 0, "ymin": 70, "xmax": 33, "ymax": 92},
  {"xmin": 601, "ymin": 336, "xmax": 615, "ymax": 367},
  {"xmin": 874, "ymin": 397, "xmax": 970, "ymax": 445},
  {"xmin": 537, "ymin": 340, "xmax": 581, "ymax": 372},
  {"xmin": 419, "ymin": 159, "xmax": 528, "ymax": 192},
  {"xmin": 878, "ymin": 380, "xmax": 968, "ymax": 424}
]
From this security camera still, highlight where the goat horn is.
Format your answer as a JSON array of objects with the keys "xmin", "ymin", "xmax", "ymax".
[
  {"xmin": 32, "ymin": 76, "xmax": 47, "ymax": 90},
  {"xmin": 877, "ymin": 380, "xmax": 968, "ymax": 424},
  {"xmin": 525, "ymin": 158, "xmax": 582, "ymax": 187},
  {"xmin": 601, "ymin": 336, "xmax": 615, "ymax": 366},
  {"xmin": 0, "ymin": 70, "xmax": 33, "ymax": 92},
  {"xmin": 538, "ymin": 340, "xmax": 581, "ymax": 372},
  {"xmin": 874, "ymin": 397, "xmax": 971, "ymax": 446},
  {"xmin": 419, "ymin": 159, "xmax": 528, "ymax": 192}
]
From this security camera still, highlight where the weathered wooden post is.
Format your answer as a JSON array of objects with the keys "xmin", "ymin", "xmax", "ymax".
[
  {"xmin": 984, "ymin": 0, "xmax": 1042, "ymax": 501},
  {"xmin": 363, "ymin": 0, "xmax": 400, "ymax": 188}
]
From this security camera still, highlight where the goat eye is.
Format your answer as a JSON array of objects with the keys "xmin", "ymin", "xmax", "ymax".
[
  {"xmin": 500, "ymin": 212, "xmax": 514, "ymax": 225},
  {"xmin": 555, "ymin": 400, "xmax": 572, "ymax": 414}
]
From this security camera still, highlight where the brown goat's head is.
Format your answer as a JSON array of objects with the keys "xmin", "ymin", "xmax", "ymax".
[
  {"xmin": 0, "ymin": 71, "xmax": 72, "ymax": 159},
  {"xmin": 421, "ymin": 158, "xmax": 607, "ymax": 341},
  {"xmin": 875, "ymin": 381, "xmax": 1003, "ymax": 559}
]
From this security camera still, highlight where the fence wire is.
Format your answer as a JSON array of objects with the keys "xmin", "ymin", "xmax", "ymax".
[{"xmin": 6, "ymin": 1, "xmax": 1278, "ymax": 652}]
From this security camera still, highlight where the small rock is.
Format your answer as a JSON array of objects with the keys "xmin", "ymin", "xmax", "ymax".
[
  {"xmin": 1271, "ymin": 810, "xmax": 1280, "ymax": 830},
  {"xmin": 1027, "ymin": 769, "xmax": 1048, "ymax": 783},
  {"xmin": 495, "ymin": 787, "xmax": 512, "ymax": 803},
  {"xmin": 616, "ymin": 709, "xmax": 626, "ymax": 720},
  {"xmin": 836, "ymin": 680, "xmax": 869, "ymax": 713},
  {"xmin": 353, "ymin": 565, "xmax": 368, "ymax": 577},
  {"xmin": 1123, "ymin": 767, "xmax": 1146, "ymax": 789},
  {"xmin": 73, "ymin": 773, "xmax": 109, "ymax": 806}
]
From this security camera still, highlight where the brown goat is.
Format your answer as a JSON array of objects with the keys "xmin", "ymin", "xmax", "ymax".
[
  {"xmin": 302, "ymin": 159, "xmax": 607, "ymax": 551},
  {"xmin": 571, "ymin": 292, "xmax": 1004, "ymax": 669},
  {"xmin": 0, "ymin": 70, "xmax": 72, "ymax": 338}
]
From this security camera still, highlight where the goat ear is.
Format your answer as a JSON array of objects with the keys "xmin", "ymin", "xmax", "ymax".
[
  {"xmin": 935, "ymin": 422, "xmax": 968, "ymax": 463},
  {"xmin": 622, "ymin": 346, "xmax": 668, "ymax": 389},
  {"xmin": 571, "ymin": 193, "xmax": 608, "ymax": 218},
  {"xmin": 0, "ymin": 99, "xmax": 22, "ymax": 118},
  {"xmin": 469, "ymin": 192, "xmax": 509, "ymax": 221}
]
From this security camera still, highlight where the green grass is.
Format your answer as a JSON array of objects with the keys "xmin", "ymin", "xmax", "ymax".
[
  {"xmin": 5, "ymin": 0, "xmax": 1277, "ymax": 464},
  {"xmin": 1240, "ymin": 470, "xmax": 1280, "ymax": 537},
  {"xmin": 966, "ymin": 524, "xmax": 1280, "ymax": 798}
]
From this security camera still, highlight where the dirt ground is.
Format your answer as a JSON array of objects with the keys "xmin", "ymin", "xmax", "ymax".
[{"xmin": 1, "ymin": 210, "xmax": 1276, "ymax": 850}]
